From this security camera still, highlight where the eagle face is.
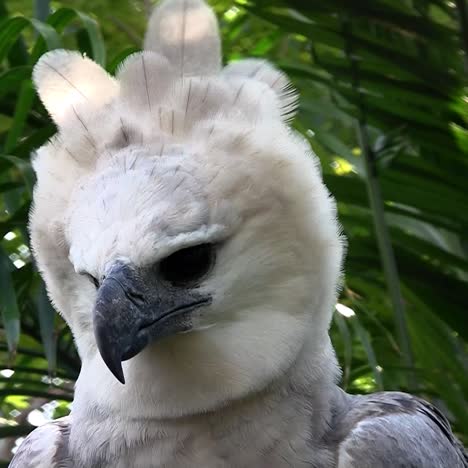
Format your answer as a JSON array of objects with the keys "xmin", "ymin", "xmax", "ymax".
[
  {"xmin": 30, "ymin": 0, "xmax": 343, "ymax": 418},
  {"xmin": 61, "ymin": 127, "xmax": 338, "ymax": 418}
]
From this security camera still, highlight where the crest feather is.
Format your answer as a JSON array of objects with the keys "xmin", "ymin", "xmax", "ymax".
[
  {"xmin": 33, "ymin": 50, "xmax": 118, "ymax": 126},
  {"xmin": 117, "ymin": 51, "xmax": 173, "ymax": 113},
  {"xmin": 222, "ymin": 59, "xmax": 299, "ymax": 121},
  {"xmin": 144, "ymin": 0, "xmax": 221, "ymax": 77}
]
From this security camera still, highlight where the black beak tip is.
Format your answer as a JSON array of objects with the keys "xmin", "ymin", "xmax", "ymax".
[
  {"xmin": 99, "ymin": 345, "xmax": 126, "ymax": 384},
  {"xmin": 94, "ymin": 324, "xmax": 126, "ymax": 384},
  {"xmin": 101, "ymin": 352, "xmax": 126, "ymax": 384},
  {"xmin": 110, "ymin": 361, "xmax": 126, "ymax": 385}
]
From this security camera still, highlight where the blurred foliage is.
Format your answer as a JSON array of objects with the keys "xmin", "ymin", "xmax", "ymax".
[{"xmin": 0, "ymin": 0, "xmax": 467, "ymax": 463}]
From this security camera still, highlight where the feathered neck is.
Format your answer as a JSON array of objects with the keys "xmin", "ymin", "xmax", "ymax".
[{"xmin": 69, "ymin": 335, "xmax": 341, "ymax": 467}]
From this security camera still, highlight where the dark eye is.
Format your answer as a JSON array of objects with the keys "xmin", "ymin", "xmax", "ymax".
[
  {"xmin": 82, "ymin": 272, "xmax": 100, "ymax": 289},
  {"xmin": 159, "ymin": 243, "xmax": 215, "ymax": 286}
]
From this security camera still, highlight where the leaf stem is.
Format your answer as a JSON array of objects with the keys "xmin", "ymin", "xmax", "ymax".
[{"xmin": 341, "ymin": 15, "xmax": 417, "ymax": 390}]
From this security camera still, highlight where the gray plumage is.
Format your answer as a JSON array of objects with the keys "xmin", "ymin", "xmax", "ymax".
[
  {"xmin": 11, "ymin": 389, "xmax": 467, "ymax": 467},
  {"xmin": 9, "ymin": 0, "xmax": 467, "ymax": 466}
]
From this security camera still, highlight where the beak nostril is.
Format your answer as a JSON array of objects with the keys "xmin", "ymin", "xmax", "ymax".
[
  {"xmin": 126, "ymin": 290, "xmax": 146, "ymax": 305},
  {"xmin": 105, "ymin": 274, "xmax": 145, "ymax": 305}
]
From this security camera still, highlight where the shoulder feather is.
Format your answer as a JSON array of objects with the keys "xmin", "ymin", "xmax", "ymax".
[
  {"xmin": 9, "ymin": 417, "xmax": 71, "ymax": 468},
  {"xmin": 331, "ymin": 392, "xmax": 467, "ymax": 468}
]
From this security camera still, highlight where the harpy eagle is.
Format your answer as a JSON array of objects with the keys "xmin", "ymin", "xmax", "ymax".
[{"xmin": 10, "ymin": 0, "xmax": 467, "ymax": 466}]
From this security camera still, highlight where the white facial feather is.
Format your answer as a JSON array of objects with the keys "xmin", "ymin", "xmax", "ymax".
[{"xmin": 29, "ymin": 0, "xmax": 344, "ymax": 418}]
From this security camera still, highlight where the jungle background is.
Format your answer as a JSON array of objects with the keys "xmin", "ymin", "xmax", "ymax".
[{"xmin": 0, "ymin": 0, "xmax": 467, "ymax": 464}]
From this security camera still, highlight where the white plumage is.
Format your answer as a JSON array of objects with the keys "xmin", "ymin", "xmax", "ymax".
[{"xmin": 11, "ymin": 1, "xmax": 466, "ymax": 467}]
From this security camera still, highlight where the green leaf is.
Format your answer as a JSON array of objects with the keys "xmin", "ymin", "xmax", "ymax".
[
  {"xmin": 0, "ymin": 388, "xmax": 73, "ymax": 401},
  {"xmin": 34, "ymin": 281, "xmax": 57, "ymax": 373},
  {"xmin": 75, "ymin": 11, "xmax": 106, "ymax": 66},
  {"xmin": 350, "ymin": 314, "xmax": 384, "ymax": 390},
  {"xmin": 0, "ymin": 247, "xmax": 20, "ymax": 355},
  {"xmin": 107, "ymin": 46, "xmax": 140, "ymax": 74},
  {"xmin": 29, "ymin": 17, "xmax": 61, "ymax": 51},
  {"xmin": 4, "ymin": 80, "xmax": 36, "ymax": 154},
  {"xmin": 0, "ymin": 17, "xmax": 30, "ymax": 62},
  {"xmin": 0, "ymin": 67, "xmax": 32, "ymax": 100},
  {"xmin": 46, "ymin": 8, "xmax": 107, "ymax": 65},
  {"xmin": 333, "ymin": 311, "xmax": 353, "ymax": 389},
  {"xmin": 0, "ymin": 155, "xmax": 35, "ymax": 196},
  {"xmin": 0, "ymin": 16, "xmax": 61, "ymax": 63}
]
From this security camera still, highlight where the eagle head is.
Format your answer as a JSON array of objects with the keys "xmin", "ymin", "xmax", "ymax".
[{"xmin": 29, "ymin": 0, "xmax": 343, "ymax": 418}]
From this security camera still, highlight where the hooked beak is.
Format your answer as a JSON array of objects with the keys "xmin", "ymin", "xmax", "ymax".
[{"xmin": 93, "ymin": 262, "xmax": 211, "ymax": 384}]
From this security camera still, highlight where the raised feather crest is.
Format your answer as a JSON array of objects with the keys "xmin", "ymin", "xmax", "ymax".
[{"xmin": 33, "ymin": 0, "xmax": 298, "ymax": 147}]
